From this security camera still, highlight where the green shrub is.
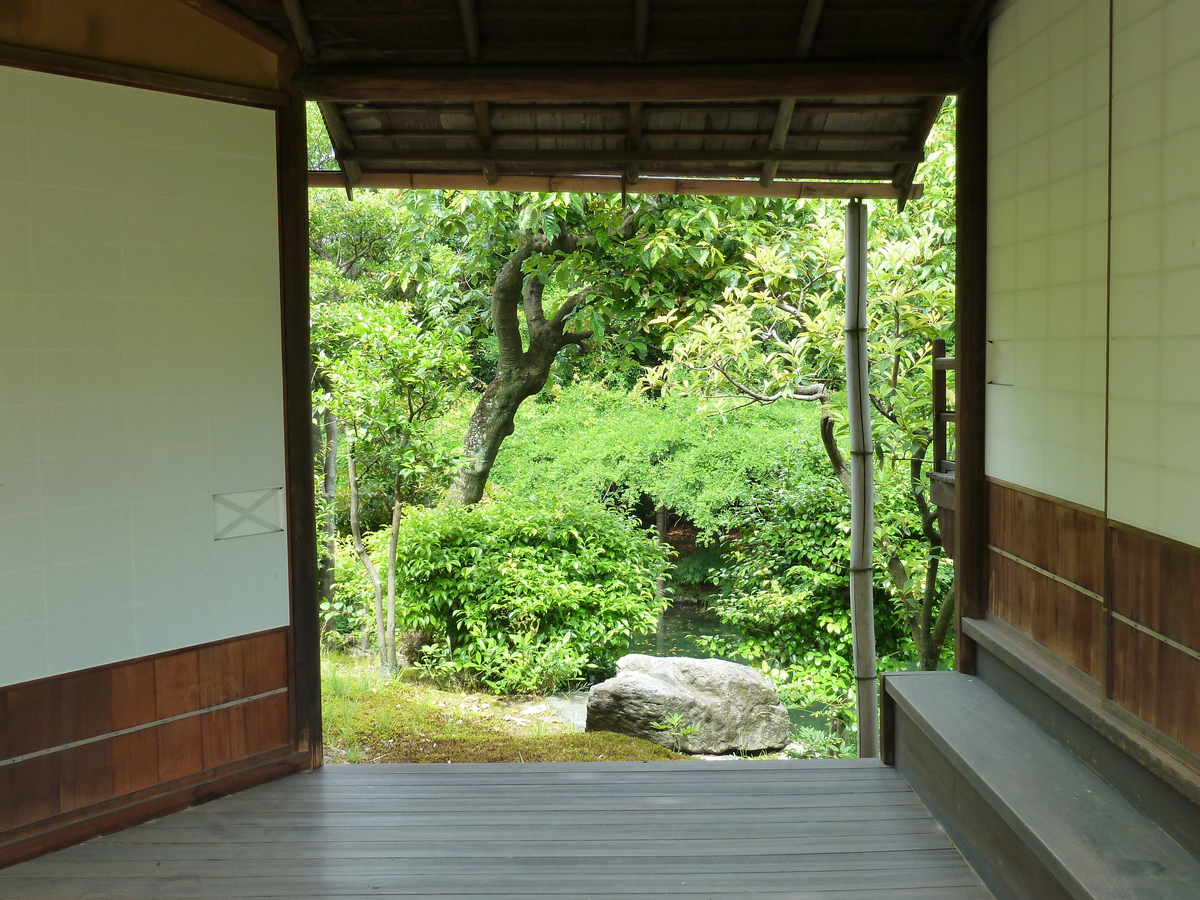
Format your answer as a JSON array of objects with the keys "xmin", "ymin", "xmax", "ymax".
[{"xmin": 385, "ymin": 497, "xmax": 670, "ymax": 693}]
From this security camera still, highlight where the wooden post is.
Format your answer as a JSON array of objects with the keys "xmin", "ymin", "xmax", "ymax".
[
  {"xmin": 278, "ymin": 95, "xmax": 323, "ymax": 768},
  {"xmin": 954, "ymin": 52, "xmax": 988, "ymax": 674},
  {"xmin": 845, "ymin": 198, "xmax": 879, "ymax": 758}
]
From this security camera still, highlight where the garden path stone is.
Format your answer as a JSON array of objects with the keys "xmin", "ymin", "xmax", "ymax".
[{"xmin": 585, "ymin": 654, "xmax": 789, "ymax": 754}]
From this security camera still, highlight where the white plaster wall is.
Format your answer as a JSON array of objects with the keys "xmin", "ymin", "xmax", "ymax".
[
  {"xmin": 985, "ymin": 0, "xmax": 1110, "ymax": 510},
  {"xmin": 1107, "ymin": 0, "xmax": 1200, "ymax": 546},
  {"xmin": 0, "ymin": 67, "xmax": 288, "ymax": 686}
]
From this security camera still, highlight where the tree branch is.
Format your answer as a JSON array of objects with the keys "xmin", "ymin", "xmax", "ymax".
[{"xmin": 819, "ymin": 403, "xmax": 851, "ymax": 492}]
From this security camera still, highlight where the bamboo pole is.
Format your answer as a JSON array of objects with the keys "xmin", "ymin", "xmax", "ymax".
[{"xmin": 845, "ymin": 198, "xmax": 879, "ymax": 758}]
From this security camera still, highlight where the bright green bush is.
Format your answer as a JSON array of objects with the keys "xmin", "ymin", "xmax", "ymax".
[{"xmin": 386, "ymin": 497, "xmax": 671, "ymax": 693}]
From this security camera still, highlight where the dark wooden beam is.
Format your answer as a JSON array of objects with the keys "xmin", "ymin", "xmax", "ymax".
[
  {"xmin": 176, "ymin": 0, "xmax": 291, "ymax": 55},
  {"xmin": 795, "ymin": 0, "xmax": 826, "ymax": 58},
  {"xmin": 280, "ymin": 0, "xmax": 318, "ymax": 63},
  {"xmin": 342, "ymin": 101, "xmax": 927, "ymax": 118},
  {"xmin": 297, "ymin": 60, "xmax": 974, "ymax": 102},
  {"xmin": 342, "ymin": 147, "xmax": 922, "ymax": 165},
  {"xmin": 308, "ymin": 170, "xmax": 924, "ymax": 201},
  {"xmin": 352, "ymin": 128, "xmax": 912, "ymax": 142},
  {"xmin": 956, "ymin": 0, "xmax": 999, "ymax": 57},
  {"xmin": 763, "ymin": 0, "xmax": 824, "ymax": 187},
  {"xmin": 473, "ymin": 100, "xmax": 498, "ymax": 184},
  {"xmin": 892, "ymin": 95, "xmax": 945, "ymax": 210},
  {"xmin": 954, "ymin": 53, "xmax": 988, "ymax": 673},
  {"xmin": 317, "ymin": 101, "xmax": 362, "ymax": 197},
  {"xmin": 458, "ymin": 0, "xmax": 482, "ymax": 62},
  {"xmin": 760, "ymin": 98, "xmax": 796, "ymax": 187},
  {"xmin": 626, "ymin": 100, "xmax": 643, "ymax": 185},
  {"xmin": 634, "ymin": 0, "xmax": 650, "ymax": 62},
  {"xmin": 0, "ymin": 41, "xmax": 288, "ymax": 106},
  {"xmin": 278, "ymin": 97, "xmax": 323, "ymax": 768}
]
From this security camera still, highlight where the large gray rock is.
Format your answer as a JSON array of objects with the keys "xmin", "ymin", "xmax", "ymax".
[{"xmin": 586, "ymin": 654, "xmax": 789, "ymax": 754}]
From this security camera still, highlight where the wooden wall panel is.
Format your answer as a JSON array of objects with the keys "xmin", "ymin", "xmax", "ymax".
[
  {"xmin": 1111, "ymin": 622, "xmax": 1200, "ymax": 758},
  {"xmin": 989, "ymin": 550, "xmax": 1105, "ymax": 678},
  {"xmin": 0, "ymin": 627, "xmax": 295, "ymax": 864},
  {"xmin": 987, "ymin": 481, "xmax": 1106, "ymax": 680},
  {"xmin": 989, "ymin": 481, "xmax": 1105, "ymax": 594},
  {"xmin": 1111, "ymin": 527, "xmax": 1200, "ymax": 653}
]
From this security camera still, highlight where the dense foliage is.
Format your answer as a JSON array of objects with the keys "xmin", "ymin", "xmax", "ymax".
[{"xmin": 378, "ymin": 498, "xmax": 670, "ymax": 693}]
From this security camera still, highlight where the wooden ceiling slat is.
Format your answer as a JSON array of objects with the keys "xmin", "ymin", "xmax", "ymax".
[{"xmin": 297, "ymin": 60, "xmax": 972, "ymax": 102}]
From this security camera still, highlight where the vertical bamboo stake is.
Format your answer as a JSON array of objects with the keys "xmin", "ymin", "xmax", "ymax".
[{"xmin": 845, "ymin": 198, "xmax": 879, "ymax": 758}]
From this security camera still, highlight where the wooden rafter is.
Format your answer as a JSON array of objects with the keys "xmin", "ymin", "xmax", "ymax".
[
  {"xmin": 281, "ymin": 0, "xmax": 361, "ymax": 196},
  {"xmin": 955, "ymin": 0, "xmax": 998, "ymax": 56},
  {"xmin": 457, "ymin": 0, "xmax": 496, "ymax": 184},
  {"xmin": 280, "ymin": 0, "xmax": 317, "ymax": 61},
  {"xmin": 342, "ymin": 147, "xmax": 922, "ymax": 165},
  {"xmin": 175, "ymin": 0, "xmax": 290, "ymax": 55},
  {"xmin": 891, "ymin": 95, "xmax": 944, "ymax": 210},
  {"xmin": 297, "ymin": 60, "xmax": 972, "ymax": 102},
  {"xmin": 633, "ymin": 0, "xmax": 650, "ymax": 62},
  {"xmin": 766, "ymin": 0, "xmax": 823, "ymax": 186},
  {"xmin": 308, "ymin": 170, "xmax": 924, "ymax": 201},
  {"xmin": 342, "ymin": 101, "xmax": 926, "ymax": 118},
  {"xmin": 626, "ymin": 101, "xmax": 643, "ymax": 185}
]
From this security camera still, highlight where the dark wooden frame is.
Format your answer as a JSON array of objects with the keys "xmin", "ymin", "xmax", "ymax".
[
  {"xmin": 953, "ymin": 50, "xmax": 988, "ymax": 673},
  {"xmin": 278, "ymin": 95, "xmax": 322, "ymax": 768}
]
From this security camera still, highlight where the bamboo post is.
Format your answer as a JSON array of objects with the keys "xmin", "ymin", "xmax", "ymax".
[{"xmin": 845, "ymin": 198, "xmax": 879, "ymax": 758}]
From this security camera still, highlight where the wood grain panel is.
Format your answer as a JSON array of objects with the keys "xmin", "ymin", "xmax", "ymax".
[
  {"xmin": 1111, "ymin": 526, "xmax": 1200, "ymax": 653},
  {"xmin": 1, "ymin": 630, "xmax": 297, "ymax": 864},
  {"xmin": 58, "ymin": 671, "xmax": 111, "ymax": 745},
  {"xmin": 9, "ymin": 756, "xmax": 60, "ymax": 825},
  {"xmin": 110, "ymin": 730, "xmax": 159, "ymax": 796},
  {"xmin": 1110, "ymin": 621, "xmax": 1200, "ymax": 757},
  {"xmin": 59, "ymin": 743, "xmax": 113, "ymax": 812},
  {"xmin": 153, "ymin": 651, "xmax": 201, "ymax": 719},
  {"xmin": 202, "ymin": 706, "xmax": 248, "ymax": 770},
  {"xmin": 244, "ymin": 693, "xmax": 290, "ymax": 757},
  {"xmin": 156, "ymin": 717, "xmax": 204, "ymax": 783},
  {"xmin": 989, "ymin": 550, "xmax": 1104, "ymax": 679},
  {"xmin": 198, "ymin": 641, "xmax": 246, "ymax": 707},
  {"xmin": 988, "ymin": 481, "xmax": 1105, "ymax": 594},
  {"xmin": 5, "ymin": 681, "xmax": 61, "ymax": 758},
  {"xmin": 242, "ymin": 631, "xmax": 289, "ymax": 696}
]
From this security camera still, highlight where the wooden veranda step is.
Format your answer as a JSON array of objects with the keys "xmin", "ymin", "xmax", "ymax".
[{"xmin": 885, "ymin": 672, "xmax": 1200, "ymax": 900}]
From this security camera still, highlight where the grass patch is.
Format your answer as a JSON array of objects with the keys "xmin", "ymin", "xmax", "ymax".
[{"xmin": 321, "ymin": 655, "xmax": 689, "ymax": 764}]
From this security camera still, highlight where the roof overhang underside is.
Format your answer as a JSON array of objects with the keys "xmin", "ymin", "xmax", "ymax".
[{"xmin": 211, "ymin": 0, "xmax": 994, "ymax": 200}]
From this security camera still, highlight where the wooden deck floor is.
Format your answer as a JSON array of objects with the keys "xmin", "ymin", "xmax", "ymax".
[{"xmin": 0, "ymin": 760, "xmax": 992, "ymax": 899}]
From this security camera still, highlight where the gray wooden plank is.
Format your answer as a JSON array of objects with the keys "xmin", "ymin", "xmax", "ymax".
[
  {"xmin": 9, "ymin": 847, "xmax": 974, "ymax": 879},
  {"xmin": 47, "ymin": 833, "xmax": 955, "ymax": 861},
  {"xmin": 0, "ymin": 865, "xmax": 989, "ymax": 898},
  {"xmin": 81, "ymin": 815, "xmax": 946, "ymax": 846}
]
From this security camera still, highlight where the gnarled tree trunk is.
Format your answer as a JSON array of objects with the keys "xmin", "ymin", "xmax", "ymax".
[{"xmin": 448, "ymin": 231, "xmax": 591, "ymax": 506}]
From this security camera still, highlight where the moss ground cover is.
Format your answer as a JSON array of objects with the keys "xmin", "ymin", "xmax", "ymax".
[{"xmin": 322, "ymin": 655, "xmax": 688, "ymax": 764}]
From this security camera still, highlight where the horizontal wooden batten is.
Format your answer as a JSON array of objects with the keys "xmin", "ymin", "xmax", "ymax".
[
  {"xmin": 341, "ymin": 147, "xmax": 925, "ymax": 165},
  {"xmin": 307, "ymin": 170, "xmax": 924, "ymax": 200},
  {"xmin": 0, "ymin": 41, "xmax": 287, "ymax": 107},
  {"xmin": 988, "ymin": 548, "xmax": 1104, "ymax": 679},
  {"xmin": 0, "ymin": 630, "xmax": 294, "ymax": 862},
  {"xmin": 1110, "ymin": 620, "xmax": 1200, "ymax": 759},
  {"xmin": 986, "ymin": 480, "xmax": 1106, "ymax": 679},
  {"xmin": 296, "ymin": 60, "xmax": 974, "ymax": 102},
  {"xmin": 988, "ymin": 480, "xmax": 1105, "ymax": 596}
]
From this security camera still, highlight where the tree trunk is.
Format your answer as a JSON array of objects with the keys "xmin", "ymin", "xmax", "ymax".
[
  {"xmin": 346, "ymin": 441, "xmax": 390, "ymax": 673},
  {"xmin": 448, "ymin": 233, "xmax": 591, "ymax": 506},
  {"xmin": 317, "ymin": 408, "xmax": 338, "ymax": 636},
  {"xmin": 655, "ymin": 504, "xmax": 670, "ymax": 598}
]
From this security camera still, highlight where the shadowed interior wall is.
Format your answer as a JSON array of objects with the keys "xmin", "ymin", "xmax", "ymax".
[
  {"xmin": 0, "ymin": 65, "xmax": 309, "ymax": 862},
  {"xmin": 983, "ymin": 0, "xmax": 1200, "ymax": 766},
  {"xmin": 0, "ymin": 66, "xmax": 288, "ymax": 687}
]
